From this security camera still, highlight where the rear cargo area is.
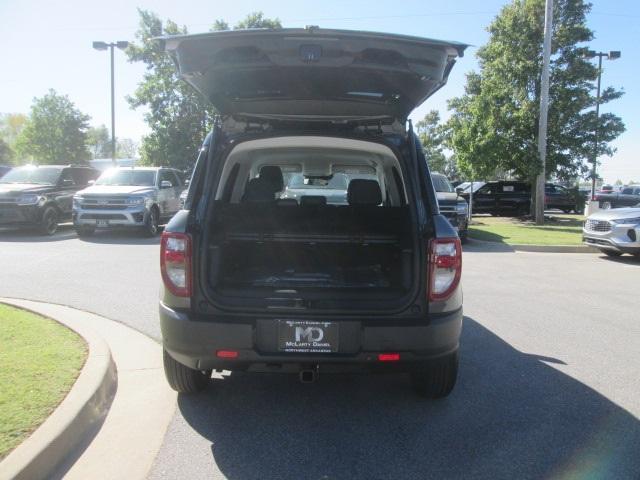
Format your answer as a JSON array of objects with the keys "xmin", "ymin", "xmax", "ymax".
[{"xmin": 202, "ymin": 136, "xmax": 418, "ymax": 310}]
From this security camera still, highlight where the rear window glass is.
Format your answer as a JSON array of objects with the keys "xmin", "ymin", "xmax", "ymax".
[
  {"xmin": 431, "ymin": 174, "xmax": 453, "ymax": 193},
  {"xmin": 96, "ymin": 169, "xmax": 156, "ymax": 186}
]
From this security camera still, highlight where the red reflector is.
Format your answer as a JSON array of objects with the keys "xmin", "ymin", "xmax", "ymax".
[
  {"xmin": 216, "ymin": 350, "xmax": 238, "ymax": 359},
  {"xmin": 378, "ymin": 353, "xmax": 400, "ymax": 362}
]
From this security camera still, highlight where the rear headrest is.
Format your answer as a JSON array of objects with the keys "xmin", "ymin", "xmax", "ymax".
[
  {"xmin": 242, "ymin": 178, "xmax": 276, "ymax": 203},
  {"xmin": 259, "ymin": 166, "xmax": 284, "ymax": 192},
  {"xmin": 347, "ymin": 179, "xmax": 382, "ymax": 206},
  {"xmin": 300, "ymin": 195, "xmax": 327, "ymax": 207}
]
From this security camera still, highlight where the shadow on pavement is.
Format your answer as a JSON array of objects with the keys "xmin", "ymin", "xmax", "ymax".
[
  {"xmin": 177, "ymin": 317, "xmax": 640, "ymax": 479},
  {"xmin": 0, "ymin": 224, "xmax": 76, "ymax": 242},
  {"xmin": 463, "ymin": 238, "xmax": 515, "ymax": 253},
  {"xmin": 599, "ymin": 254, "xmax": 640, "ymax": 267}
]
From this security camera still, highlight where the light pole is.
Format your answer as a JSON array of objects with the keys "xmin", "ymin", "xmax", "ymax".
[
  {"xmin": 584, "ymin": 49, "xmax": 621, "ymax": 198},
  {"xmin": 92, "ymin": 40, "xmax": 129, "ymax": 166}
]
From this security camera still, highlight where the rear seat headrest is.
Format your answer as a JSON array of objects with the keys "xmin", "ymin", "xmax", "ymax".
[
  {"xmin": 259, "ymin": 166, "xmax": 284, "ymax": 192},
  {"xmin": 242, "ymin": 178, "xmax": 276, "ymax": 203},
  {"xmin": 347, "ymin": 179, "xmax": 382, "ymax": 206},
  {"xmin": 300, "ymin": 195, "xmax": 327, "ymax": 207}
]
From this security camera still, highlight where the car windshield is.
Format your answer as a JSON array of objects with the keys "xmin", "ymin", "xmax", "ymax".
[
  {"xmin": 0, "ymin": 166, "xmax": 62, "ymax": 185},
  {"xmin": 287, "ymin": 173, "xmax": 349, "ymax": 190},
  {"xmin": 432, "ymin": 174, "xmax": 453, "ymax": 193},
  {"xmin": 96, "ymin": 169, "xmax": 156, "ymax": 186}
]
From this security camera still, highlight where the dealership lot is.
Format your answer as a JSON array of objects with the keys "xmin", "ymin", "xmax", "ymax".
[{"xmin": 1, "ymin": 228, "xmax": 639, "ymax": 479}]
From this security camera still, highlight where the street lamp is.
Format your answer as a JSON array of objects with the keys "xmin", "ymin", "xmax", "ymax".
[
  {"xmin": 92, "ymin": 41, "xmax": 129, "ymax": 165},
  {"xmin": 584, "ymin": 49, "xmax": 621, "ymax": 198}
]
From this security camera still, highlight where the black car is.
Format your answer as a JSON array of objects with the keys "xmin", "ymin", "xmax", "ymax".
[
  {"xmin": 0, "ymin": 165, "xmax": 100, "ymax": 235},
  {"xmin": 158, "ymin": 28, "xmax": 466, "ymax": 398},
  {"xmin": 432, "ymin": 172, "xmax": 469, "ymax": 242}
]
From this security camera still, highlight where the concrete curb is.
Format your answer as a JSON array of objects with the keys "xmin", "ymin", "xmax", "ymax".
[
  {"xmin": 0, "ymin": 299, "xmax": 177, "ymax": 480},
  {"xmin": 466, "ymin": 238, "xmax": 598, "ymax": 253},
  {"xmin": 0, "ymin": 300, "xmax": 117, "ymax": 480}
]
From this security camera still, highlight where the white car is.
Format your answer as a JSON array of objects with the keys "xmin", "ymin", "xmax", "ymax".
[{"xmin": 583, "ymin": 206, "xmax": 640, "ymax": 258}]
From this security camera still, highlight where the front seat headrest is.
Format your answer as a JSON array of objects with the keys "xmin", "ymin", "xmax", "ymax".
[
  {"xmin": 259, "ymin": 166, "xmax": 284, "ymax": 192},
  {"xmin": 347, "ymin": 179, "xmax": 382, "ymax": 206}
]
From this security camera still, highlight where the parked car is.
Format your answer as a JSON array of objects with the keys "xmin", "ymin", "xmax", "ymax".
[
  {"xmin": 280, "ymin": 172, "xmax": 349, "ymax": 205},
  {"xmin": 0, "ymin": 164, "xmax": 99, "ymax": 235},
  {"xmin": 0, "ymin": 165, "xmax": 12, "ymax": 178},
  {"xmin": 72, "ymin": 167, "xmax": 184, "ymax": 237},
  {"xmin": 432, "ymin": 172, "xmax": 468, "ymax": 242},
  {"xmin": 545, "ymin": 184, "xmax": 579, "ymax": 213},
  {"xmin": 158, "ymin": 28, "xmax": 466, "ymax": 398},
  {"xmin": 591, "ymin": 185, "xmax": 640, "ymax": 210},
  {"xmin": 583, "ymin": 206, "xmax": 640, "ymax": 258},
  {"xmin": 456, "ymin": 181, "xmax": 485, "ymax": 194},
  {"xmin": 459, "ymin": 180, "xmax": 531, "ymax": 216}
]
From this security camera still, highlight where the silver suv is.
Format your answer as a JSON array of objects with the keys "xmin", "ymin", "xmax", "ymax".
[
  {"xmin": 73, "ymin": 167, "xmax": 183, "ymax": 236},
  {"xmin": 583, "ymin": 206, "xmax": 640, "ymax": 258}
]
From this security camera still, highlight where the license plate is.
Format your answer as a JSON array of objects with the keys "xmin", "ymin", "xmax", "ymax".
[
  {"xmin": 96, "ymin": 220, "xmax": 109, "ymax": 227},
  {"xmin": 278, "ymin": 320, "xmax": 339, "ymax": 353}
]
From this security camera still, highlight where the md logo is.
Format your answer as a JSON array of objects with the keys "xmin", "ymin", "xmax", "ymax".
[{"xmin": 295, "ymin": 326, "xmax": 324, "ymax": 342}]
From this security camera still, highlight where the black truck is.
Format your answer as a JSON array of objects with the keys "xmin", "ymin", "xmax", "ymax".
[
  {"xmin": 459, "ymin": 181, "xmax": 578, "ymax": 216},
  {"xmin": 592, "ymin": 185, "xmax": 640, "ymax": 209},
  {"xmin": 0, "ymin": 165, "xmax": 100, "ymax": 235}
]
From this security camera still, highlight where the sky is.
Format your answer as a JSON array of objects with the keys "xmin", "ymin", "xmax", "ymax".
[{"xmin": 0, "ymin": 0, "xmax": 638, "ymax": 183}]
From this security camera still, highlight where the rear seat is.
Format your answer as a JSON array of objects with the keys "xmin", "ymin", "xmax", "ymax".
[{"xmin": 212, "ymin": 179, "xmax": 409, "ymax": 242}]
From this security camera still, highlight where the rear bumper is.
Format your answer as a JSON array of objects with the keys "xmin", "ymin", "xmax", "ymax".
[{"xmin": 160, "ymin": 302, "xmax": 463, "ymax": 371}]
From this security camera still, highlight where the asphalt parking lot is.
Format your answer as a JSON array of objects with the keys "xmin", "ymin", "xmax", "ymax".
[{"xmin": 1, "ymin": 226, "xmax": 639, "ymax": 479}]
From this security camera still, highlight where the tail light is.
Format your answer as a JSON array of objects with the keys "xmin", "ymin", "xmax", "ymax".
[
  {"xmin": 161, "ymin": 232, "xmax": 192, "ymax": 297},
  {"xmin": 428, "ymin": 238, "xmax": 462, "ymax": 301}
]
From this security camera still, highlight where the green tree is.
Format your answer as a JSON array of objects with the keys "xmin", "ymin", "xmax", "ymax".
[
  {"xmin": 447, "ymin": 0, "xmax": 625, "ymax": 184},
  {"xmin": 0, "ymin": 113, "xmax": 28, "ymax": 147},
  {"xmin": 0, "ymin": 138, "xmax": 15, "ymax": 165},
  {"xmin": 116, "ymin": 138, "xmax": 139, "ymax": 158},
  {"xmin": 87, "ymin": 125, "xmax": 111, "ymax": 159},
  {"xmin": 415, "ymin": 110, "xmax": 458, "ymax": 178},
  {"xmin": 127, "ymin": 10, "xmax": 281, "ymax": 170},
  {"xmin": 233, "ymin": 12, "xmax": 281, "ymax": 30},
  {"xmin": 15, "ymin": 90, "xmax": 91, "ymax": 164}
]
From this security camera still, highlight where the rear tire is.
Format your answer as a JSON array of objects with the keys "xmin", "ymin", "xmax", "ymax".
[
  {"xmin": 38, "ymin": 207, "xmax": 59, "ymax": 236},
  {"xmin": 601, "ymin": 250, "xmax": 622, "ymax": 257},
  {"xmin": 163, "ymin": 349, "xmax": 210, "ymax": 393},
  {"xmin": 410, "ymin": 351, "xmax": 459, "ymax": 399}
]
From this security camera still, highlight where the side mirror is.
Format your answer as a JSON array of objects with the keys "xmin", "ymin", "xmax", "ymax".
[
  {"xmin": 455, "ymin": 187, "xmax": 463, "ymax": 195},
  {"xmin": 160, "ymin": 180, "xmax": 173, "ymax": 189}
]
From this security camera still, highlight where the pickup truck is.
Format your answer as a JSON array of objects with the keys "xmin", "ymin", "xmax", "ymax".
[{"xmin": 592, "ymin": 185, "xmax": 640, "ymax": 210}]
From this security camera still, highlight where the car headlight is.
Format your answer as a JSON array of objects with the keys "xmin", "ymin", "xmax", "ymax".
[
  {"xmin": 456, "ymin": 202, "xmax": 468, "ymax": 214},
  {"xmin": 73, "ymin": 196, "xmax": 82, "ymax": 208},
  {"xmin": 17, "ymin": 194, "xmax": 43, "ymax": 206},
  {"xmin": 125, "ymin": 196, "xmax": 146, "ymax": 206},
  {"xmin": 611, "ymin": 217, "xmax": 640, "ymax": 225}
]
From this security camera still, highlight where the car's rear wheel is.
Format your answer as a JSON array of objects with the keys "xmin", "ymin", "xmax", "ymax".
[
  {"xmin": 38, "ymin": 207, "xmax": 59, "ymax": 236},
  {"xmin": 601, "ymin": 249, "xmax": 622, "ymax": 257},
  {"xmin": 75, "ymin": 225, "xmax": 95, "ymax": 237},
  {"xmin": 410, "ymin": 351, "xmax": 458, "ymax": 399},
  {"xmin": 163, "ymin": 349, "xmax": 210, "ymax": 393}
]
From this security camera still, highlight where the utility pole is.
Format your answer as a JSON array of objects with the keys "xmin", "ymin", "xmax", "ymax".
[
  {"xmin": 535, "ymin": 0, "xmax": 553, "ymax": 225},
  {"xmin": 93, "ymin": 41, "xmax": 129, "ymax": 166}
]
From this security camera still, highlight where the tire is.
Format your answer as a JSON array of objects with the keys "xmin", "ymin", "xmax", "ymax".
[
  {"xmin": 410, "ymin": 351, "xmax": 459, "ymax": 399},
  {"xmin": 163, "ymin": 349, "xmax": 210, "ymax": 393},
  {"xmin": 601, "ymin": 201, "xmax": 612, "ymax": 210},
  {"xmin": 142, "ymin": 207, "xmax": 159, "ymax": 237},
  {"xmin": 459, "ymin": 230, "xmax": 468, "ymax": 244},
  {"xmin": 601, "ymin": 250, "xmax": 622, "ymax": 257},
  {"xmin": 75, "ymin": 225, "xmax": 95, "ymax": 237},
  {"xmin": 516, "ymin": 205, "xmax": 529, "ymax": 217},
  {"xmin": 38, "ymin": 207, "xmax": 59, "ymax": 236}
]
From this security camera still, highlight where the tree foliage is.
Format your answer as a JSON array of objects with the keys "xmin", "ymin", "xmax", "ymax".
[
  {"xmin": 15, "ymin": 90, "xmax": 91, "ymax": 164},
  {"xmin": 415, "ymin": 110, "xmax": 458, "ymax": 178},
  {"xmin": 447, "ymin": 0, "xmax": 625, "ymax": 182},
  {"xmin": 127, "ymin": 10, "xmax": 281, "ymax": 170},
  {"xmin": 0, "ymin": 138, "xmax": 15, "ymax": 165},
  {"xmin": 87, "ymin": 125, "xmax": 111, "ymax": 159}
]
